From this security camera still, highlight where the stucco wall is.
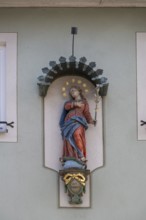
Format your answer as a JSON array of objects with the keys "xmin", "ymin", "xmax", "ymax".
[{"xmin": 0, "ymin": 7, "xmax": 146, "ymax": 220}]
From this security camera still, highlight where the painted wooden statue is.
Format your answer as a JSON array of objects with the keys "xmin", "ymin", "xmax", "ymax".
[{"xmin": 59, "ymin": 85, "xmax": 96, "ymax": 170}]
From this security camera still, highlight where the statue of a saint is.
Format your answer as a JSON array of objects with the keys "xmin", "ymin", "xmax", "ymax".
[{"xmin": 59, "ymin": 86, "xmax": 95, "ymax": 168}]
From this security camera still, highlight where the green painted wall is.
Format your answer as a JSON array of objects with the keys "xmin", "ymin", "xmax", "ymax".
[{"xmin": 0, "ymin": 8, "xmax": 146, "ymax": 220}]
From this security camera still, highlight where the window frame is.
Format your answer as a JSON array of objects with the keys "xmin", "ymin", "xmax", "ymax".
[{"xmin": 0, "ymin": 33, "xmax": 17, "ymax": 142}]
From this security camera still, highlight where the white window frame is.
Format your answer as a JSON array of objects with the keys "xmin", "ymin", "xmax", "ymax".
[
  {"xmin": 0, "ymin": 43, "xmax": 6, "ymax": 132},
  {"xmin": 0, "ymin": 33, "xmax": 17, "ymax": 142}
]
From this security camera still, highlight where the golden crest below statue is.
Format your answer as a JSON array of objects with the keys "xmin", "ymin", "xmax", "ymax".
[{"xmin": 59, "ymin": 168, "xmax": 90, "ymax": 204}]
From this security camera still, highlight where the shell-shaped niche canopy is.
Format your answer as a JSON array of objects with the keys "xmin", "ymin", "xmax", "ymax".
[{"xmin": 37, "ymin": 56, "xmax": 109, "ymax": 97}]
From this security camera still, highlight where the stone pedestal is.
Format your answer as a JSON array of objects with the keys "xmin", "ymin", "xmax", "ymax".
[{"xmin": 59, "ymin": 168, "xmax": 90, "ymax": 204}]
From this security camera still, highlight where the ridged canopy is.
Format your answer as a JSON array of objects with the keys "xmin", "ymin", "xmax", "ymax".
[{"xmin": 37, "ymin": 56, "xmax": 109, "ymax": 97}]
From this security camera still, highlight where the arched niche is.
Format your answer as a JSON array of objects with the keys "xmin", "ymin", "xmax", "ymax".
[
  {"xmin": 44, "ymin": 75, "xmax": 103, "ymax": 172},
  {"xmin": 37, "ymin": 56, "xmax": 109, "ymax": 172}
]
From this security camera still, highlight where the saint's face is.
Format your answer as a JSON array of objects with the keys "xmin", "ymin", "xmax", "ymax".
[{"xmin": 70, "ymin": 88, "xmax": 80, "ymax": 99}]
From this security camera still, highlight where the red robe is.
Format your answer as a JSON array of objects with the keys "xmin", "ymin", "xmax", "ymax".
[{"xmin": 62, "ymin": 99, "xmax": 93, "ymax": 160}]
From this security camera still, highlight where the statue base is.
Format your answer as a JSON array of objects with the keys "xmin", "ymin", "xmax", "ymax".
[{"xmin": 59, "ymin": 158, "xmax": 90, "ymax": 205}]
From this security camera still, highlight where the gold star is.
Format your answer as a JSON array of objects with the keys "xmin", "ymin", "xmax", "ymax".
[
  {"xmin": 85, "ymin": 89, "xmax": 89, "ymax": 93},
  {"xmin": 72, "ymin": 78, "xmax": 75, "ymax": 83},
  {"xmin": 77, "ymin": 80, "xmax": 82, "ymax": 84}
]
